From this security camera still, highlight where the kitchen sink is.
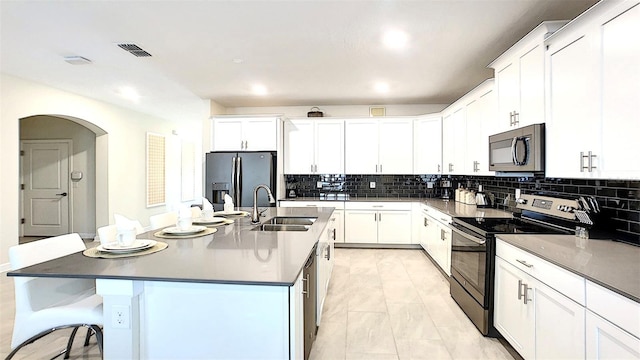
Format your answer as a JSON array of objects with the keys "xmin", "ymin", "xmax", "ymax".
[
  {"xmin": 265, "ymin": 216, "xmax": 317, "ymax": 226},
  {"xmin": 252, "ymin": 224, "xmax": 311, "ymax": 232}
]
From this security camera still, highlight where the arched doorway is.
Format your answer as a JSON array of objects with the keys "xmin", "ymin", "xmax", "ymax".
[{"xmin": 19, "ymin": 115, "xmax": 107, "ymax": 240}]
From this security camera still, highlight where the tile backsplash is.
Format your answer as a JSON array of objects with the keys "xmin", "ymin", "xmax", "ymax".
[{"xmin": 285, "ymin": 174, "xmax": 640, "ymax": 243}]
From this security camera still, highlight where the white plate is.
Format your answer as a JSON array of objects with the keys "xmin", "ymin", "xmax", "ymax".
[
  {"xmin": 192, "ymin": 216, "xmax": 226, "ymax": 225},
  {"xmin": 98, "ymin": 239, "xmax": 157, "ymax": 253},
  {"xmin": 162, "ymin": 225, "xmax": 207, "ymax": 235},
  {"xmin": 213, "ymin": 210, "xmax": 249, "ymax": 217}
]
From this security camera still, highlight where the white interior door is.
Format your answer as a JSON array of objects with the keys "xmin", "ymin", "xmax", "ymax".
[{"xmin": 22, "ymin": 140, "xmax": 70, "ymax": 236}]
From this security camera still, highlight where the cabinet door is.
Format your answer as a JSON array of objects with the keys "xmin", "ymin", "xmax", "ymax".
[
  {"xmin": 244, "ymin": 118, "xmax": 277, "ymax": 151},
  {"xmin": 586, "ymin": 310, "xmax": 640, "ymax": 360},
  {"xmin": 495, "ymin": 62, "xmax": 519, "ymax": 131},
  {"xmin": 494, "ymin": 257, "xmax": 534, "ymax": 360},
  {"xmin": 440, "ymin": 225, "xmax": 451, "ymax": 276},
  {"xmin": 465, "ymin": 98, "xmax": 483, "ymax": 175},
  {"xmin": 546, "ymin": 32, "xmax": 600, "ymax": 178},
  {"xmin": 424, "ymin": 215, "xmax": 440, "ymax": 260},
  {"xmin": 379, "ymin": 119, "xmax": 413, "ymax": 174},
  {"xmin": 345, "ymin": 120, "xmax": 379, "ymax": 174},
  {"xmin": 315, "ymin": 120, "xmax": 344, "ymax": 174},
  {"xmin": 600, "ymin": 3, "xmax": 640, "ymax": 179},
  {"xmin": 344, "ymin": 210, "xmax": 378, "ymax": 243},
  {"xmin": 284, "ymin": 120, "xmax": 314, "ymax": 174},
  {"xmin": 377, "ymin": 210, "xmax": 412, "ymax": 244},
  {"xmin": 442, "ymin": 110, "xmax": 465, "ymax": 174},
  {"xmin": 414, "ymin": 116, "xmax": 442, "ymax": 174},
  {"xmin": 518, "ymin": 44, "xmax": 545, "ymax": 128},
  {"xmin": 534, "ymin": 280, "xmax": 586, "ymax": 359},
  {"xmin": 212, "ymin": 119, "xmax": 243, "ymax": 151}
]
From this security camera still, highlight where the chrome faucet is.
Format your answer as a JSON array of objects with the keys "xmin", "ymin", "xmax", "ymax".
[{"xmin": 251, "ymin": 184, "xmax": 276, "ymax": 224}]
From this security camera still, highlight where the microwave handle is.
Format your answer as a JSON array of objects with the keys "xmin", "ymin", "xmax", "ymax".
[{"xmin": 511, "ymin": 136, "xmax": 519, "ymax": 165}]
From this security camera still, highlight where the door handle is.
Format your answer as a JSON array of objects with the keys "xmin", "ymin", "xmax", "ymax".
[{"xmin": 56, "ymin": 192, "xmax": 68, "ymax": 196}]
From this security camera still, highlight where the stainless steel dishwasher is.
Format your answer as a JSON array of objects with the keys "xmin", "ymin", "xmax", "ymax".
[{"xmin": 302, "ymin": 248, "xmax": 317, "ymax": 360}]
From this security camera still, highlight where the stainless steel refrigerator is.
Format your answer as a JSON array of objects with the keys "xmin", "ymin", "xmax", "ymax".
[{"xmin": 205, "ymin": 151, "xmax": 277, "ymax": 211}]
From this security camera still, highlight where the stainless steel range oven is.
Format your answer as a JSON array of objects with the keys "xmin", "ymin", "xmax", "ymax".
[{"xmin": 449, "ymin": 193, "xmax": 593, "ymax": 336}]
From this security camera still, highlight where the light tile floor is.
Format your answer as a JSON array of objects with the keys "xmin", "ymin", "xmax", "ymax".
[
  {"xmin": 310, "ymin": 248, "xmax": 514, "ymax": 360},
  {"xmin": 0, "ymin": 247, "xmax": 512, "ymax": 359}
]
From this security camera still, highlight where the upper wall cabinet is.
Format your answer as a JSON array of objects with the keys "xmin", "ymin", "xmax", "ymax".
[
  {"xmin": 545, "ymin": 1, "xmax": 640, "ymax": 179},
  {"xmin": 284, "ymin": 119, "xmax": 344, "ymax": 174},
  {"xmin": 489, "ymin": 21, "xmax": 567, "ymax": 132},
  {"xmin": 441, "ymin": 79, "xmax": 496, "ymax": 175},
  {"xmin": 345, "ymin": 118, "xmax": 413, "ymax": 174},
  {"xmin": 413, "ymin": 115, "xmax": 442, "ymax": 174},
  {"xmin": 211, "ymin": 116, "xmax": 279, "ymax": 151}
]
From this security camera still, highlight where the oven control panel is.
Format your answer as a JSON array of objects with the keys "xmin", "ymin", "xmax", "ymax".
[{"xmin": 515, "ymin": 194, "xmax": 580, "ymax": 221}]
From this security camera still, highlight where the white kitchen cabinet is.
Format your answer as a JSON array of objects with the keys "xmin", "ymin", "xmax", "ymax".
[
  {"xmin": 586, "ymin": 311, "xmax": 640, "ymax": 360},
  {"xmin": 441, "ymin": 108, "xmax": 465, "ymax": 174},
  {"xmin": 464, "ymin": 79, "xmax": 495, "ymax": 175},
  {"xmin": 489, "ymin": 21, "xmax": 567, "ymax": 132},
  {"xmin": 284, "ymin": 119, "xmax": 344, "ymax": 174},
  {"xmin": 332, "ymin": 209, "xmax": 344, "ymax": 243},
  {"xmin": 344, "ymin": 202, "xmax": 412, "ymax": 244},
  {"xmin": 546, "ymin": 1, "xmax": 640, "ymax": 179},
  {"xmin": 414, "ymin": 115, "xmax": 442, "ymax": 174},
  {"xmin": 420, "ymin": 206, "xmax": 452, "ymax": 276},
  {"xmin": 495, "ymin": 240, "xmax": 586, "ymax": 360},
  {"xmin": 345, "ymin": 118, "xmax": 413, "ymax": 174},
  {"xmin": 316, "ymin": 215, "xmax": 335, "ymax": 326},
  {"xmin": 211, "ymin": 116, "xmax": 279, "ymax": 151}
]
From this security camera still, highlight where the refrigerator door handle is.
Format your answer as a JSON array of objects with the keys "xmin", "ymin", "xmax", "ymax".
[
  {"xmin": 231, "ymin": 156, "xmax": 238, "ymax": 202},
  {"xmin": 236, "ymin": 156, "xmax": 242, "ymax": 206}
]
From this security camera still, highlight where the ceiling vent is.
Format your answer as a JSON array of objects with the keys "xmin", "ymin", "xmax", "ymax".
[{"xmin": 117, "ymin": 43, "xmax": 152, "ymax": 57}]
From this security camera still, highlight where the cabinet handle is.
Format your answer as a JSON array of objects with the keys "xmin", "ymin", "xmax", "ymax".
[
  {"xmin": 379, "ymin": 164, "xmax": 383, "ymax": 173},
  {"xmin": 514, "ymin": 112, "xmax": 519, "ymax": 126},
  {"xmin": 441, "ymin": 229, "xmax": 445, "ymax": 240},
  {"xmin": 509, "ymin": 112, "xmax": 514, "ymax": 126},
  {"xmin": 326, "ymin": 245, "xmax": 331, "ymax": 260},
  {"xmin": 437, "ymin": 164, "xmax": 441, "ymax": 172},
  {"xmin": 332, "ymin": 228, "xmax": 336, "ymax": 241},
  {"xmin": 374, "ymin": 213, "xmax": 378, "ymax": 222},
  {"xmin": 305, "ymin": 204, "xmax": 317, "ymax": 207},
  {"xmin": 378, "ymin": 213, "xmax": 382, "ymax": 221},
  {"xmin": 518, "ymin": 279, "xmax": 524, "ymax": 300},
  {"xmin": 588, "ymin": 151, "xmax": 597, "ymax": 172},
  {"xmin": 424, "ymin": 217, "xmax": 428, "ymax": 227},
  {"xmin": 372, "ymin": 205, "xmax": 383, "ymax": 208},
  {"xmin": 523, "ymin": 284, "xmax": 532, "ymax": 304},
  {"xmin": 311, "ymin": 164, "xmax": 314, "ymax": 173},
  {"xmin": 516, "ymin": 259, "xmax": 534, "ymax": 268},
  {"xmin": 301, "ymin": 274, "xmax": 310, "ymax": 298},
  {"xmin": 245, "ymin": 140, "xmax": 248, "ymax": 149},
  {"xmin": 449, "ymin": 163, "xmax": 453, "ymax": 172},
  {"xmin": 580, "ymin": 152, "xmax": 589, "ymax": 172}
]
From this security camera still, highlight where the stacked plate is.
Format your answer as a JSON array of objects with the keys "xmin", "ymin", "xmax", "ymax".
[
  {"xmin": 97, "ymin": 239, "xmax": 157, "ymax": 254},
  {"xmin": 192, "ymin": 217, "xmax": 227, "ymax": 225},
  {"xmin": 161, "ymin": 225, "xmax": 207, "ymax": 236},
  {"xmin": 213, "ymin": 210, "xmax": 249, "ymax": 217}
]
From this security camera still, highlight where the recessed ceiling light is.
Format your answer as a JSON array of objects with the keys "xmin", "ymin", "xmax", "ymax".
[
  {"xmin": 382, "ymin": 29, "xmax": 408, "ymax": 49},
  {"xmin": 117, "ymin": 86, "xmax": 141, "ymax": 102},
  {"xmin": 252, "ymin": 84, "xmax": 268, "ymax": 96},
  {"xmin": 374, "ymin": 82, "xmax": 390, "ymax": 93},
  {"xmin": 232, "ymin": 58, "xmax": 244, "ymax": 64}
]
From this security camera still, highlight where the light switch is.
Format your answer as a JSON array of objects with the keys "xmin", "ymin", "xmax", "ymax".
[{"xmin": 369, "ymin": 182, "xmax": 376, "ymax": 189}]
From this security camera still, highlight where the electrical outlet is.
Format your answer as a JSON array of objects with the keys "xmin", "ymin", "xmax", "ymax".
[
  {"xmin": 316, "ymin": 181, "xmax": 323, "ymax": 189},
  {"xmin": 112, "ymin": 305, "xmax": 130, "ymax": 329},
  {"xmin": 369, "ymin": 182, "xmax": 376, "ymax": 189}
]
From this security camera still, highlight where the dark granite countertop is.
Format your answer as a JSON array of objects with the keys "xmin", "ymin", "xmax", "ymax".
[
  {"xmin": 496, "ymin": 234, "xmax": 640, "ymax": 303},
  {"xmin": 7, "ymin": 207, "xmax": 333, "ymax": 286}
]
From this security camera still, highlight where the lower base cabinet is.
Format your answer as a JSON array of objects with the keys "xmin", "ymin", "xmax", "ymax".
[
  {"xmin": 586, "ymin": 310, "xmax": 640, "ymax": 359},
  {"xmin": 344, "ymin": 202, "xmax": 412, "ymax": 244},
  {"xmin": 418, "ymin": 205, "xmax": 452, "ymax": 275},
  {"xmin": 494, "ymin": 241, "xmax": 586, "ymax": 359}
]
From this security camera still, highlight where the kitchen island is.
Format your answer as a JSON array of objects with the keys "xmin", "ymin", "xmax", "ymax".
[{"xmin": 7, "ymin": 207, "xmax": 335, "ymax": 360}]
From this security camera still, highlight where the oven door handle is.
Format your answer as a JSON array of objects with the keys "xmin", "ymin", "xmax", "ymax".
[{"xmin": 451, "ymin": 225, "xmax": 486, "ymax": 245}]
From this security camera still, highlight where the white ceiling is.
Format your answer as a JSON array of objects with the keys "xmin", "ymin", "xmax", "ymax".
[{"xmin": 1, "ymin": 0, "xmax": 598, "ymax": 120}]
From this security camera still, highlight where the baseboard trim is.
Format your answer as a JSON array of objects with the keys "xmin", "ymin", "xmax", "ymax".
[{"xmin": 334, "ymin": 243, "xmax": 421, "ymax": 249}]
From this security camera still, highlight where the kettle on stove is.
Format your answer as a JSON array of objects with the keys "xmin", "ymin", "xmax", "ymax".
[{"xmin": 475, "ymin": 185, "xmax": 492, "ymax": 208}]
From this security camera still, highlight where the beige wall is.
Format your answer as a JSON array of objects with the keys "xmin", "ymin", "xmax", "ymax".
[
  {"xmin": 20, "ymin": 116, "xmax": 97, "ymax": 237},
  {"xmin": 0, "ymin": 74, "xmax": 206, "ymax": 269}
]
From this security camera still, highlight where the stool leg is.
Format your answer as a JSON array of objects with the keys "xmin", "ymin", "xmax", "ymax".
[{"xmin": 64, "ymin": 327, "xmax": 80, "ymax": 359}]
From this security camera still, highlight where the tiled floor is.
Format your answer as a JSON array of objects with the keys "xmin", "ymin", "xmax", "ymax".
[
  {"xmin": 310, "ymin": 248, "xmax": 513, "ymax": 360},
  {"xmin": 0, "ymin": 247, "xmax": 512, "ymax": 359}
]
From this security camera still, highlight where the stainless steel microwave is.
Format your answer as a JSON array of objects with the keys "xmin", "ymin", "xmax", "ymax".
[{"xmin": 489, "ymin": 123, "xmax": 544, "ymax": 172}]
